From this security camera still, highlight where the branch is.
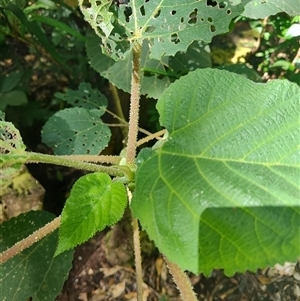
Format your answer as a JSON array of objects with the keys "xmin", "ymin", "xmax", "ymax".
[
  {"xmin": 26, "ymin": 152, "xmax": 124, "ymax": 177},
  {"xmin": 126, "ymin": 41, "xmax": 142, "ymax": 166},
  {"xmin": 0, "ymin": 216, "xmax": 61, "ymax": 264},
  {"xmin": 164, "ymin": 256, "xmax": 198, "ymax": 301}
]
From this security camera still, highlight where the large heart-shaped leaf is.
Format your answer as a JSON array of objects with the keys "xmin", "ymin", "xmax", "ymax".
[{"xmin": 131, "ymin": 68, "xmax": 300, "ymax": 275}]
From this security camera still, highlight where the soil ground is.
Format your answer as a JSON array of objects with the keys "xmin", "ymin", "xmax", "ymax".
[{"xmin": 54, "ymin": 220, "xmax": 300, "ymax": 301}]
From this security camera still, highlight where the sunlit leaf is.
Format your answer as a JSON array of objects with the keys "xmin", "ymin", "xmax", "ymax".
[
  {"xmin": 56, "ymin": 173, "xmax": 127, "ymax": 255},
  {"xmin": 131, "ymin": 68, "xmax": 300, "ymax": 275}
]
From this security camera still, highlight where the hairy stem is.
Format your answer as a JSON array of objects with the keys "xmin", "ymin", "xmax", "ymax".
[
  {"xmin": 0, "ymin": 216, "xmax": 61, "ymax": 264},
  {"xmin": 164, "ymin": 256, "xmax": 198, "ymax": 301},
  {"xmin": 106, "ymin": 108, "xmax": 157, "ymax": 138},
  {"xmin": 136, "ymin": 129, "xmax": 167, "ymax": 147},
  {"xmin": 128, "ymin": 191, "xmax": 143, "ymax": 301},
  {"xmin": 109, "ymin": 83, "xmax": 128, "ymax": 140},
  {"xmin": 132, "ymin": 218, "xmax": 143, "ymax": 299},
  {"xmin": 126, "ymin": 41, "xmax": 141, "ymax": 166},
  {"xmin": 125, "ymin": 40, "xmax": 143, "ymax": 299},
  {"xmin": 26, "ymin": 152, "xmax": 124, "ymax": 177},
  {"xmin": 57, "ymin": 154, "xmax": 121, "ymax": 164}
]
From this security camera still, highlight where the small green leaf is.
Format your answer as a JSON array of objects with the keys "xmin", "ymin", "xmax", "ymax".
[
  {"xmin": 0, "ymin": 71, "xmax": 23, "ymax": 93},
  {"xmin": 0, "ymin": 121, "xmax": 28, "ymax": 179},
  {"xmin": 0, "ymin": 211, "xmax": 73, "ymax": 301},
  {"xmin": 0, "ymin": 121, "xmax": 26, "ymax": 154},
  {"xmin": 42, "ymin": 107, "xmax": 111, "ymax": 155},
  {"xmin": 56, "ymin": 173, "xmax": 127, "ymax": 255},
  {"xmin": 131, "ymin": 68, "xmax": 300, "ymax": 275},
  {"xmin": 0, "ymin": 90, "xmax": 28, "ymax": 111},
  {"xmin": 54, "ymin": 82, "xmax": 108, "ymax": 116}
]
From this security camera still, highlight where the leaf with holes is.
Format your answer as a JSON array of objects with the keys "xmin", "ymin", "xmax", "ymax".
[
  {"xmin": 0, "ymin": 121, "xmax": 28, "ymax": 179},
  {"xmin": 54, "ymin": 82, "xmax": 108, "ymax": 116},
  {"xmin": 131, "ymin": 68, "xmax": 300, "ymax": 275},
  {"xmin": 42, "ymin": 107, "xmax": 111, "ymax": 155},
  {"xmin": 0, "ymin": 211, "xmax": 73, "ymax": 301},
  {"xmin": 79, "ymin": 0, "xmax": 246, "ymax": 61},
  {"xmin": 55, "ymin": 173, "xmax": 127, "ymax": 255}
]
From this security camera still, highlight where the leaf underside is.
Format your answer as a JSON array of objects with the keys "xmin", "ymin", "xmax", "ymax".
[
  {"xmin": 80, "ymin": 0, "xmax": 246, "ymax": 61},
  {"xmin": 131, "ymin": 68, "xmax": 300, "ymax": 275}
]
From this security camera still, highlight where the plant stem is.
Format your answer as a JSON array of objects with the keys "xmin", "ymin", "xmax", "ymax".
[
  {"xmin": 109, "ymin": 83, "xmax": 128, "ymax": 140},
  {"xmin": 106, "ymin": 108, "xmax": 157, "ymax": 138},
  {"xmin": 57, "ymin": 154, "xmax": 121, "ymax": 164},
  {"xmin": 26, "ymin": 152, "xmax": 124, "ymax": 177},
  {"xmin": 132, "ymin": 218, "xmax": 143, "ymax": 300},
  {"xmin": 164, "ymin": 256, "xmax": 198, "ymax": 301},
  {"xmin": 129, "ymin": 193, "xmax": 143, "ymax": 301},
  {"xmin": 0, "ymin": 216, "xmax": 61, "ymax": 264},
  {"xmin": 136, "ymin": 129, "xmax": 167, "ymax": 147},
  {"xmin": 125, "ymin": 40, "xmax": 143, "ymax": 299},
  {"xmin": 126, "ymin": 41, "xmax": 142, "ymax": 167}
]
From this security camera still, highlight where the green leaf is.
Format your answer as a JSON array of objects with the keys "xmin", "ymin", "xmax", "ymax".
[
  {"xmin": 0, "ymin": 121, "xmax": 27, "ymax": 179},
  {"xmin": 0, "ymin": 90, "xmax": 28, "ymax": 111},
  {"xmin": 86, "ymin": 36, "xmax": 172, "ymax": 99},
  {"xmin": 29, "ymin": 15, "xmax": 86, "ymax": 42},
  {"xmin": 243, "ymin": 0, "xmax": 300, "ymax": 19},
  {"xmin": 42, "ymin": 83, "xmax": 110, "ymax": 155},
  {"xmin": 0, "ymin": 121, "xmax": 25, "ymax": 154},
  {"xmin": 167, "ymin": 40, "xmax": 212, "ymax": 76},
  {"xmin": 285, "ymin": 23, "xmax": 300, "ymax": 39},
  {"xmin": 56, "ymin": 173, "xmax": 127, "ymax": 255},
  {"xmin": 80, "ymin": 0, "xmax": 245, "ymax": 61},
  {"xmin": 0, "ymin": 71, "xmax": 23, "ymax": 93},
  {"xmin": 86, "ymin": 36, "xmax": 211, "ymax": 99},
  {"xmin": 54, "ymin": 82, "xmax": 108, "ymax": 116},
  {"xmin": 0, "ymin": 211, "xmax": 73, "ymax": 301},
  {"xmin": 131, "ymin": 68, "xmax": 300, "ymax": 275},
  {"xmin": 216, "ymin": 64, "xmax": 262, "ymax": 82},
  {"xmin": 42, "ymin": 107, "xmax": 111, "ymax": 155}
]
